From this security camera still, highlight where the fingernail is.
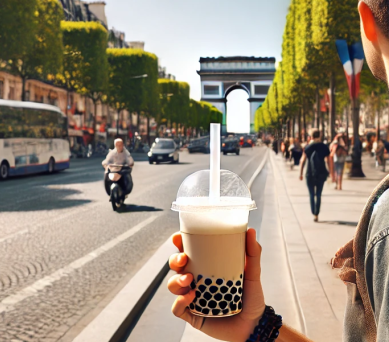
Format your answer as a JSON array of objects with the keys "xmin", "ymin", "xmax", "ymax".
[{"xmin": 180, "ymin": 274, "xmax": 188, "ymax": 282}]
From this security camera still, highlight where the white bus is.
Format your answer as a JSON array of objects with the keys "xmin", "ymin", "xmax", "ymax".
[{"xmin": 0, "ymin": 100, "xmax": 70, "ymax": 180}]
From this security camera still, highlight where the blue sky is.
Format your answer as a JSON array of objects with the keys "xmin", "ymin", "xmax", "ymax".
[{"xmin": 105, "ymin": 0, "xmax": 290, "ymax": 101}]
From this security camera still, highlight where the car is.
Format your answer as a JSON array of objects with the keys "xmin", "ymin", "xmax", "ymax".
[
  {"xmin": 148, "ymin": 138, "xmax": 179, "ymax": 164},
  {"xmin": 187, "ymin": 136, "xmax": 210, "ymax": 154},
  {"xmin": 222, "ymin": 137, "xmax": 240, "ymax": 155}
]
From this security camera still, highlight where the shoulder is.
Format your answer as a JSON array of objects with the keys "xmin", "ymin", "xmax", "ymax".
[{"xmin": 367, "ymin": 189, "xmax": 389, "ymax": 250}]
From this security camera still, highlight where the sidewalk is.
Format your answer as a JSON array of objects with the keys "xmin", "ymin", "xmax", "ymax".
[{"xmin": 270, "ymin": 151, "xmax": 387, "ymax": 341}]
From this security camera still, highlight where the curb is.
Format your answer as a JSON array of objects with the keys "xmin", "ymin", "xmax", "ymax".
[{"xmin": 72, "ymin": 238, "xmax": 178, "ymax": 342}]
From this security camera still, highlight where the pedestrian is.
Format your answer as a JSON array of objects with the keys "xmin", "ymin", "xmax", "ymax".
[
  {"xmin": 272, "ymin": 138, "xmax": 278, "ymax": 155},
  {"xmin": 332, "ymin": 135, "xmax": 348, "ymax": 190},
  {"xmin": 289, "ymin": 138, "xmax": 303, "ymax": 170},
  {"xmin": 168, "ymin": 1, "xmax": 389, "ymax": 341},
  {"xmin": 284, "ymin": 138, "xmax": 290, "ymax": 160},
  {"xmin": 375, "ymin": 139, "xmax": 386, "ymax": 172},
  {"xmin": 299, "ymin": 129, "xmax": 329, "ymax": 222}
]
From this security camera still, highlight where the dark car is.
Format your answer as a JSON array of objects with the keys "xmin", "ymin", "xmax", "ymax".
[
  {"xmin": 188, "ymin": 136, "xmax": 210, "ymax": 154},
  {"xmin": 148, "ymin": 138, "xmax": 179, "ymax": 164},
  {"xmin": 222, "ymin": 138, "xmax": 240, "ymax": 155}
]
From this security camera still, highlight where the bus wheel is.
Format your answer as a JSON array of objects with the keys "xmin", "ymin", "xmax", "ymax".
[
  {"xmin": 0, "ymin": 162, "xmax": 9, "ymax": 180},
  {"xmin": 48, "ymin": 158, "xmax": 55, "ymax": 174}
]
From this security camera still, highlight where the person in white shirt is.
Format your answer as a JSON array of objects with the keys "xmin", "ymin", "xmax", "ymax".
[
  {"xmin": 102, "ymin": 139, "xmax": 134, "ymax": 195},
  {"xmin": 102, "ymin": 138, "xmax": 134, "ymax": 168}
]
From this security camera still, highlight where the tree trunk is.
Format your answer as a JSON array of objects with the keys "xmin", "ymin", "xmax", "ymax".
[
  {"xmin": 21, "ymin": 76, "xmax": 27, "ymax": 101},
  {"xmin": 329, "ymin": 73, "xmax": 336, "ymax": 141},
  {"xmin": 377, "ymin": 108, "xmax": 381, "ymax": 141},
  {"xmin": 92, "ymin": 100, "xmax": 98, "ymax": 148},
  {"xmin": 303, "ymin": 106, "xmax": 307, "ymax": 142},
  {"xmin": 316, "ymin": 86, "xmax": 320, "ymax": 128},
  {"xmin": 146, "ymin": 115, "xmax": 150, "ymax": 146},
  {"xmin": 292, "ymin": 115, "xmax": 295, "ymax": 139},
  {"xmin": 287, "ymin": 118, "xmax": 291, "ymax": 139},
  {"xmin": 298, "ymin": 109, "xmax": 302, "ymax": 141},
  {"xmin": 137, "ymin": 112, "xmax": 140, "ymax": 132},
  {"xmin": 349, "ymin": 98, "xmax": 365, "ymax": 177}
]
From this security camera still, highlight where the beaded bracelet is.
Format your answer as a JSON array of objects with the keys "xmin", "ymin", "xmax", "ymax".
[{"xmin": 246, "ymin": 306, "xmax": 283, "ymax": 342}]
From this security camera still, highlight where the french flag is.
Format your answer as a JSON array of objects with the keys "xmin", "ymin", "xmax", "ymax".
[{"xmin": 335, "ymin": 40, "xmax": 365, "ymax": 100}]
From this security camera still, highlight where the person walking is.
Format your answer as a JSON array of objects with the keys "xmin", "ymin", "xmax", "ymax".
[
  {"xmin": 375, "ymin": 139, "xmax": 386, "ymax": 172},
  {"xmin": 289, "ymin": 138, "xmax": 303, "ymax": 170},
  {"xmin": 299, "ymin": 129, "xmax": 330, "ymax": 222},
  {"xmin": 332, "ymin": 135, "xmax": 348, "ymax": 190}
]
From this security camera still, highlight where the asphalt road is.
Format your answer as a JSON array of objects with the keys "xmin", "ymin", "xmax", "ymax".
[{"xmin": 0, "ymin": 147, "xmax": 267, "ymax": 342}]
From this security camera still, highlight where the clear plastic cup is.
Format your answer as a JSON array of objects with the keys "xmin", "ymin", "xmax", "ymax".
[{"xmin": 172, "ymin": 169, "xmax": 256, "ymax": 317}]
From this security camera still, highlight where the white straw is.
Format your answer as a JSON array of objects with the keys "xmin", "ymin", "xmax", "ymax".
[{"xmin": 209, "ymin": 123, "xmax": 221, "ymax": 202}]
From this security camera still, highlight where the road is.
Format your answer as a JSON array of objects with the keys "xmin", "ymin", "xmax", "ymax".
[{"xmin": 0, "ymin": 147, "xmax": 267, "ymax": 342}]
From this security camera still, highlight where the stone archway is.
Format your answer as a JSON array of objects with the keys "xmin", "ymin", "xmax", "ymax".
[{"xmin": 197, "ymin": 56, "xmax": 276, "ymax": 134}]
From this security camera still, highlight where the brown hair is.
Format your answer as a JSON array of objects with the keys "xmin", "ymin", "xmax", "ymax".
[
  {"xmin": 311, "ymin": 129, "xmax": 321, "ymax": 139},
  {"xmin": 364, "ymin": 0, "xmax": 389, "ymax": 38}
]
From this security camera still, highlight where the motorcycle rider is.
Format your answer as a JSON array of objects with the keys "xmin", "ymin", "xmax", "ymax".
[{"xmin": 102, "ymin": 138, "xmax": 134, "ymax": 196}]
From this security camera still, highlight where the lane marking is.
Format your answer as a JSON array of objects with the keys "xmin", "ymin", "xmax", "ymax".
[
  {"xmin": 247, "ymin": 148, "xmax": 269, "ymax": 190},
  {"xmin": 0, "ymin": 214, "xmax": 160, "ymax": 314}
]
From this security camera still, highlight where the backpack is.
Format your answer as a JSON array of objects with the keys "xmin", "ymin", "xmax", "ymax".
[{"xmin": 309, "ymin": 149, "xmax": 328, "ymax": 180}]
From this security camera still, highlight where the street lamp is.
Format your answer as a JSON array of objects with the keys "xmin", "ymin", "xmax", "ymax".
[{"xmin": 116, "ymin": 74, "xmax": 148, "ymax": 137}]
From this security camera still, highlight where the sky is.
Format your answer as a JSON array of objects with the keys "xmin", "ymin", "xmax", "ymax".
[{"xmin": 104, "ymin": 0, "xmax": 290, "ymax": 102}]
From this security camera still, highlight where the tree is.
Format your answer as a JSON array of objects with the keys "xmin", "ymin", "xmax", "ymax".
[
  {"xmin": 59, "ymin": 21, "xmax": 109, "ymax": 145},
  {"xmin": 1, "ymin": 0, "xmax": 63, "ymax": 100},
  {"xmin": 107, "ymin": 48, "xmax": 159, "ymax": 139}
]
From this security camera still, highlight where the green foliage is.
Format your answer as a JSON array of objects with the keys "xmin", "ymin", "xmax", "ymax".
[
  {"xmin": 159, "ymin": 79, "xmax": 190, "ymax": 124},
  {"xmin": 0, "ymin": 0, "xmax": 63, "ymax": 89},
  {"xmin": 107, "ymin": 48, "xmax": 159, "ymax": 114},
  {"xmin": 60, "ymin": 21, "xmax": 108, "ymax": 99},
  {"xmin": 0, "ymin": 0, "xmax": 38, "ymax": 63}
]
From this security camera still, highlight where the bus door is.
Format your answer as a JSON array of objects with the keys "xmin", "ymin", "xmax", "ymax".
[{"xmin": 11, "ymin": 139, "xmax": 27, "ymax": 175}]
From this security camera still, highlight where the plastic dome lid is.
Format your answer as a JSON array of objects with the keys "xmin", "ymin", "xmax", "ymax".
[{"xmin": 171, "ymin": 169, "xmax": 256, "ymax": 212}]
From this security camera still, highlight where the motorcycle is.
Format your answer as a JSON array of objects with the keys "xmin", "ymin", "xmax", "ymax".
[{"xmin": 105, "ymin": 164, "xmax": 133, "ymax": 211}]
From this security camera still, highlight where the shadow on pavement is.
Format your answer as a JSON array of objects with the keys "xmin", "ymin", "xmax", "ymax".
[
  {"xmin": 319, "ymin": 220, "xmax": 358, "ymax": 227},
  {"xmin": 118, "ymin": 204, "xmax": 163, "ymax": 213},
  {"xmin": 1, "ymin": 188, "xmax": 92, "ymax": 212}
]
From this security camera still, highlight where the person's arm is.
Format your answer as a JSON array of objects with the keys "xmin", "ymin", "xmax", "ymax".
[
  {"xmin": 102, "ymin": 150, "xmax": 114, "ymax": 168},
  {"xmin": 299, "ymin": 152, "xmax": 307, "ymax": 180}
]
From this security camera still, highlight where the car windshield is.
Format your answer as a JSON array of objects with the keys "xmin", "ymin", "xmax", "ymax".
[{"xmin": 153, "ymin": 141, "xmax": 175, "ymax": 149}]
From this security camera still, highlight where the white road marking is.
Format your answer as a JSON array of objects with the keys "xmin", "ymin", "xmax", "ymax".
[
  {"xmin": 247, "ymin": 148, "xmax": 269, "ymax": 190},
  {"xmin": 0, "ymin": 214, "xmax": 160, "ymax": 314}
]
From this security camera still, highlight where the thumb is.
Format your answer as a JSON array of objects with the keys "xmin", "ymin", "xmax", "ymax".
[{"xmin": 244, "ymin": 228, "xmax": 262, "ymax": 281}]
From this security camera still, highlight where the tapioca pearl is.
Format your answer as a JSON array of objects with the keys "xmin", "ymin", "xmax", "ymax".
[
  {"xmin": 229, "ymin": 303, "xmax": 237, "ymax": 311},
  {"xmin": 189, "ymin": 303, "xmax": 195, "ymax": 310},
  {"xmin": 214, "ymin": 293, "xmax": 222, "ymax": 301},
  {"xmin": 220, "ymin": 286, "xmax": 228, "ymax": 294},
  {"xmin": 235, "ymin": 280, "xmax": 241, "ymax": 286},
  {"xmin": 198, "ymin": 285, "xmax": 206, "ymax": 293},
  {"xmin": 197, "ymin": 274, "xmax": 203, "ymax": 282},
  {"xmin": 216, "ymin": 278, "xmax": 224, "ymax": 285},
  {"xmin": 224, "ymin": 294, "xmax": 232, "ymax": 301},
  {"xmin": 204, "ymin": 278, "xmax": 212, "ymax": 286},
  {"xmin": 230, "ymin": 287, "xmax": 237, "ymax": 294},
  {"xmin": 190, "ymin": 281, "xmax": 196, "ymax": 289},
  {"xmin": 238, "ymin": 287, "xmax": 242, "ymax": 294},
  {"xmin": 208, "ymin": 300, "xmax": 217, "ymax": 309},
  {"xmin": 209, "ymin": 286, "xmax": 218, "ymax": 294},
  {"xmin": 227, "ymin": 280, "xmax": 233, "ymax": 287},
  {"xmin": 204, "ymin": 292, "xmax": 212, "ymax": 301},
  {"xmin": 195, "ymin": 291, "xmax": 201, "ymax": 298},
  {"xmin": 219, "ymin": 301, "xmax": 228, "ymax": 310},
  {"xmin": 240, "ymin": 274, "xmax": 243, "ymax": 279},
  {"xmin": 195, "ymin": 305, "xmax": 202, "ymax": 312},
  {"xmin": 193, "ymin": 297, "xmax": 197, "ymax": 303},
  {"xmin": 238, "ymin": 302, "xmax": 242, "ymax": 310},
  {"xmin": 223, "ymin": 309, "xmax": 229, "ymax": 315},
  {"xmin": 234, "ymin": 295, "xmax": 241, "ymax": 303},
  {"xmin": 202, "ymin": 308, "xmax": 210, "ymax": 315},
  {"xmin": 199, "ymin": 299, "xmax": 207, "ymax": 307},
  {"xmin": 212, "ymin": 309, "xmax": 221, "ymax": 315}
]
